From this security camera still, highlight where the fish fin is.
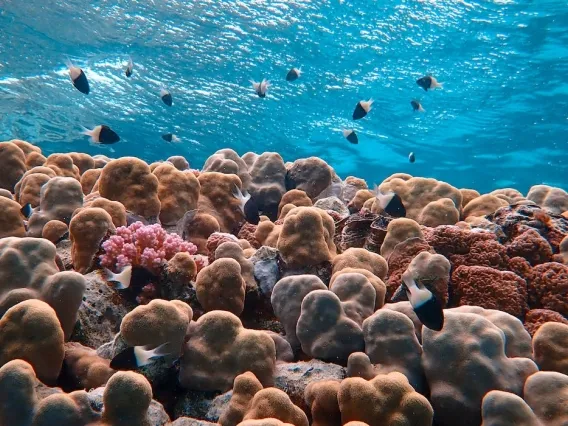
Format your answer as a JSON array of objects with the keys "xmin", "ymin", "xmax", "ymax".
[
  {"xmin": 135, "ymin": 342, "xmax": 172, "ymax": 366},
  {"xmin": 103, "ymin": 265, "xmax": 132, "ymax": 290},
  {"xmin": 419, "ymin": 105, "xmax": 425, "ymax": 112},
  {"xmin": 250, "ymin": 80, "xmax": 260, "ymax": 90}
]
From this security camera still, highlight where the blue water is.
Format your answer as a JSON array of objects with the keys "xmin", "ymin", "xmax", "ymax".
[{"xmin": 1, "ymin": 0, "xmax": 567, "ymax": 194}]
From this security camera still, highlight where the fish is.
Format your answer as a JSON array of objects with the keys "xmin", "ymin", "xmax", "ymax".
[
  {"xmin": 409, "ymin": 152, "xmax": 416, "ymax": 163},
  {"xmin": 251, "ymin": 79, "xmax": 270, "ymax": 98},
  {"xmin": 55, "ymin": 231, "xmax": 70, "ymax": 244},
  {"xmin": 82, "ymin": 125, "xmax": 120, "ymax": 145},
  {"xmin": 402, "ymin": 270, "xmax": 444, "ymax": 331},
  {"xmin": 374, "ymin": 186, "xmax": 406, "ymax": 217},
  {"xmin": 102, "ymin": 265, "xmax": 133, "ymax": 290},
  {"xmin": 343, "ymin": 129, "xmax": 358, "ymax": 145},
  {"xmin": 175, "ymin": 209, "xmax": 198, "ymax": 240},
  {"xmin": 352, "ymin": 99, "xmax": 373, "ymax": 120},
  {"xmin": 110, "ymin": 342, "xmax": 172, "ymax": 371},
  {"xmin": 161, "ymin": 133, "xmax": 180, "ymax": 143},
  {"xmin": 125, "ymin": 57, "xmax": 134, "ymax": 77},
  {"xmin": 416, "ymin": 75, "xmax": 443, "ymax": 91},
  {"xmin": 20, "ymin": 203, "xmax": 33, "ymax": 219},
  {"xmin": 232, "ymin": 185, "xmax": 260, "ymax": 225},
  {"xmin": 286, "ymin": 68, "xmax": 301, "ymax": 81},
  {"xmin": 160, "ymin": 89, "xmax": 173, "ymax": 106},
  {"xmin": 66, "ymin": 59, "xmax": 90, "ymax": 95},
  {"xmin": 411, "ymin": 99, "xmax": 425, "ymax": 112}
]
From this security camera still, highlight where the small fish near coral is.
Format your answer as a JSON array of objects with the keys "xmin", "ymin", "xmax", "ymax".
[
  {"xmin": 82, "ymin": 125, "xmax": 120, "ymax": 145},
  {"xmin": 402, "ymin": 269, "xmax": 444, "ymax": 331},
  {"xmin": 160, "ymin": 89, "xmax": 173, "ymax": 106},
  {"xmin": 232, "ymin": 185, "xmax": 261, "ymax": 225},
  {"xmin": 374, "ymin": 188, "xmax": 406, "ymax": 218},
  {"xmin": 110, "ymin": 342, "xmax": 172, "ymax": 370},
  {"xmin": 411, "ymin": 100, "xmax": 425, "ymax": 112},
  {"xmin": 102, "ymin": 265, "xmax": 133, "ymax": 290},
  {"xmin": 66, "ymin": 59, "xmax": 90, "ymax": 95},
  {"xmin": 161, "ymin": 133, "xmax": 180, "ymax": 143},
  {"xmin": 251, "ymin": 79, "xmax": 270, "ymax": 97},
  {"xmin": 125, "ymin": 57, "xmax": 134, "ymax": 77},
  {"xmin": 409, "ymin": 152, "xmax": 416, "ymax": 163}
]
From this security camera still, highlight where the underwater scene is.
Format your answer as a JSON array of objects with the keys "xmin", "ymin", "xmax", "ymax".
[{"xmin": 1, "ymin": 0, "xmax": 567, "ymax": 425}]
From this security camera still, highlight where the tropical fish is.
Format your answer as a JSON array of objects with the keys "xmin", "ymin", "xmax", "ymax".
[
  {"xmin": 342, "ymin": 129, "xmax": 358, "ymax": 144},
  {"xmin": 160, "ymin": 89, "xmax": 173, "ymax": 106},
  {"xmin": 110, "ymin": 342, "xmax": 171, "ymax": 370},
  {"xmin": 374, "ymin": 187, "xmax": 406, "ymax": 218},
  {"xmin": 286, "ymin": 68, "xmax": 301, "ymax": 81},
  {"xmin": 20, "ymin": 203, "xmax": 33, "ymax": 219},
  {"xmin": 409, "ymin": 152, "xmax": 416, "ymax": 163},
  {"xmin": 402, "ymin": 270, "xmax": 444, "ymax": 331},
  {"xmin": 232, "ymin": 185, "xmax": 260, "ymax": 225},
  {"xmin": 411, "ymin": 100, "xmax": 425, "ymax": 112},
  {"xmin": 66, "ymin": 59, "xmax": 90, "ymax": 95},
  {"xmin": 352, "ymin": 99, "xmax": 373, "ymax": 120},
  {"xmin": 102, "ymin": 265, "xmax": 133, "ymax": 290},
  {"xmin": 125, "ymin": 57, "xmax": 134, "ymax": 77},
  {"xmin": 251, "ymin": 79, "xmax": 270, "ymax": 98},
  {"xmin": 161, "ymin": 133, "xmax": 180, "ymax": 143},
  {"xmin": 82, "ymin": 125, "xmax": 120, "ymax": 144},
  {"xmin": 416, "ymin": 75, "xmax": 443, "ymax": 91}
]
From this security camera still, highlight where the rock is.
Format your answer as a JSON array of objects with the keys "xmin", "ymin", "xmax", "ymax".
[
  {"xmin": 314, "ymin": 196, "xmax": 349, "ymax": 217},
  {"xmin": 173, "ymin": 389, "xmax": 232, "ymax": 422},
  {"xmin": 172, "ymin": 419, "xmax": 219, "ymax": 426},
  {"xmin": 87, "ymin": 386, "xmax": 170, "ymax": 426},
  {"xmin": 274, "ymin": 360, "xmax": 346, "ymax": 412},
  {"xmin": 71, "ymin": 271, "xmax": 135, "ymax": 349},
  {"xmin": 250, "ymin": 246, "xmax": 281, "ymax": 298},
  {"xmin": 55, "ymin": 240, "xmax": 73, "ymax": 270}
]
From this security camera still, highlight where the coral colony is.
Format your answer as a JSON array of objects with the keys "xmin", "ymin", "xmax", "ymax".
[{"xmin": 0, "ymin": 140, "xmax": 568, "ymax": 425}]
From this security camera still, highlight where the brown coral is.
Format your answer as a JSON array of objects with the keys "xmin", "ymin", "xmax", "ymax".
[
  {"xmin": 380, "ymin": 218, "xmax": 423, "ymax": 258},
  {"xmin": 45, "ymin": 153, "xmax": 81, "ymax": 179},
  {"xmin": 527, "ymin": 184, "xmax": 568, "ymax": 214},
  {"xmin": 81, "ymin": 168, "xmax": 102, "ymax": 195},
  {"xmin": 69, "ymin": 207, "xmax": 116, "ymax": 274},
  {"xmin": 347, "ymin": 190, "xmax": 374, "ymax": 213},
  {"xmin": 196, "ymin": 258, "xmax": 246, "ymax": 315},
  {"xmin": 64, "ymin": 342, "xmax": 115, "ymax": 389},
  {"xmin": 203, "ymin": 148, "xmax": 251, "ymax": 189},
  {"xmin": 180, "ymin": 212, "xmax": 220, "ymax": 254},
  {"xmin": 332, "ymin": 247, "xmax": 388, "ymax": 280},
  {"xmin": 154, "ymin": 163, "xmax": 200, "ymax": 225},
  {"xmin": 0, "ymin": 300, "xmax": 65, "ymax": 385},
  {"xmin": 215, "ymin": 242, "xmax": 256, "ymax": 291},
  {"xmin": 463, "ymin": 194, "xmax": 508, "ymax": 220},
  {"xmin": 287, "ymin": 157, "xmax": 332, "ymax": 199},
  {"xmin": 98, "ymin": 157, "xmax": 161, "ymax": 220},
  {"xmin": 304, "ymin": 380, "xmax": 342, "ymax": 426},
  {"xmin": 278, "ymin": 190, "xmax": 313, "ymax": 219},
  {"xmin": 68, "ymin": 152, "xmax": 95, "ymax": 175},
  {"xmin": 247, "ymin": 152, "xmax": 287, "ymax": 220},
  {"xmin": 179, "ymin": 310, "xmax": 276, "ymax": 392},
  {"xmin": 220, "ymin": 372, "xmax": 264, "ymax": 426},
  {"xmin": 418, "ymin": 198, "xmax": 460, "ymax": 227},
  {"xmin": 243, "ymin": 388, "xmax": 308, "ymax": 426},
  {"xmin": 506, "ymin": 229, "xmax": 553, "ymax": 266},
  {"xmin": 42, "ymin": 220, "xmax": 69, "ymax": 244},
  {"xmin": 533, "ymin": 321, "xmax": 568, "ymax": 375},
  {"xmin": 277, "ymin": 207, "xmax": 336, "ymax": 267},
  {"xmin": 83, "ymin": 196, "xmax": 127, "ymax": 228},
  {"xmin": 0, "ymin": 141, "xmax": 27, "ymax": 192},
  {"xmin": 198, "ymin": 172, "xmax": 245, "ymax": 233},
  {"xmin": 0, "ymin": 196, "xmax": 26, "ymax": 238},
  {"xmin": 338, "ymin": 372, "xmax": 433, "ymax": 426},
  {"xmin": 529, "ymin": 262, "xmax": 568, "ymax": 315}
]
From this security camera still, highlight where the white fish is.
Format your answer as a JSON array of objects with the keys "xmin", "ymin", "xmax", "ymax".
[
  {"xmin": 402, "ymin": 269, "xmax": 444, "ymax": 331},
  {"xmin": 102, "ymin": 265, "xmax": 133, "ymax": 290},
  {"xmin": 232, "ymin": 185, "xmax": 251, "ymax": 214},
  {"xmin": 251, "ymin": 79, "xmax": 270, "ymax": 97},
  {"xmin": 110, "ymin": 341, "xmax": 172, "ymax": 370}
]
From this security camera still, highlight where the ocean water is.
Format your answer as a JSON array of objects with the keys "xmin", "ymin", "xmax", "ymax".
[{"xmin": 1, "ymin": 0, "xmax": 567, "ymax": 194}]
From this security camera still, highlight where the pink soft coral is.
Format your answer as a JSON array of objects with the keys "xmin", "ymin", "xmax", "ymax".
[{"xmin": 99, "ymin": 221, "xmax": 197, "ymax": 274}]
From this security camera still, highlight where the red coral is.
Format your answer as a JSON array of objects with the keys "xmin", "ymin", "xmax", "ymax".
[
  {"xmin": 452, "ymin": 265, "xmax": 528, "ymax": 318},
  {"xmin": 529, "ymin": 262, "xmax": 568, "ymax": 316},
  {"xmin": 238, "ymin": 222, "xmax": 261, "ymax": 249},
  {"xmin": 205, "ymin": 232, "xmax": 239, "ymax": 263},
  {"xmin": 450, "ymin": 239, "xmax": 509, "ymax": 270},
  {"xmin": 506, "ymin": 229, "xmax": 553, "ymax": 266},
  {"xmin": 508, "ymin": 256, "xmax": 533, "ymax": 281},
  {"xmin": 386, "ymin": 238, "xmax": 434, "ymax": 301},
  {"xmin": 424, "ymin": 225, "xmax": 496, "ymax": 258},
  {"xmin": 524, "ymin": 309, "xmax": 568, "ymax": 337}
]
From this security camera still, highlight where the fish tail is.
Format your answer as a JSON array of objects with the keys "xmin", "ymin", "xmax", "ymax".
[
  {"xmin": 80, "ymin": 126, "xmax": 93, "ymax": 137},
  {"xmin": 434, "ymin": 81, "xmax": 443, "ymax": 89},
  {"xmin": 103, "ymin": 265, "xmax": 132, "ymax": 290},
  {"xmin": 64, "ymin": 56, "xmax": 74, "ymax": 70},
  {"xmin": 137, "ymin": 342, "xmax": 172, "ymax": 366}
]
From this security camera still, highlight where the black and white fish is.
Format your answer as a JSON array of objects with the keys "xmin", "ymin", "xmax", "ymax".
[
  {"xmin": 125, "ymin": 57, "xmax": 134, "ymax": 77},
  {"xmin": 411, "ymin": 99, "xmax": 425, "ymax": 112},
  {"xmin": 66, "ymin": 59, "xmax": 90, "ymax": 95},
  {"xmin": 102, "ymin": 265, "xmax": 133, "ymax": 290},
  {"xmin": 409, "ymin": 152, "xmax": 416, "ymax": 163},
  {"xmin": 160, "ymin": 89, "xmax": 173, "ymax": 106},
  {"xmin": 402, "ymin": 270, "xmax": 444, "ymax": 331},
  {"xmin": 251, "ymin": 79, "xmax": 270, "ymax": 98},
  {"xmin": 416, "ymin": 75, "xmax": 443, "ymax": 91},
  {"xmin": 82, "ymin": 125, "xmax": 120, "ymax": 145},
  {"xmin": 232, "ymin": 185, "xmax": 260, "ymax": 225},
  {"xmin": 161, "ymin": 133, "xmax": 180, "ymax": 143},
  {"xmin": 352, "ymin": 99, "xmax": 373, "ymax": 120},
  {"xmin": 342, "ymin": 129, "xmax": 358, "ymax": 145},
  {"xmin": 286, "ymin": 68, "xmax": 301, "ymax": 81},
  {"xmin": 374, "ymin": 187, "xmax": 406, "ymax": 218},
  {"xmin": 20, "ymin": 203, "xmax": 33, "ymax": 219},
  {"xmin": 110, "ymin": 342, "xmax": 171, "ymax": 371},
  {"xmin": 175, "ymin": 209, "xmax": 198, "ymax": 240}
]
